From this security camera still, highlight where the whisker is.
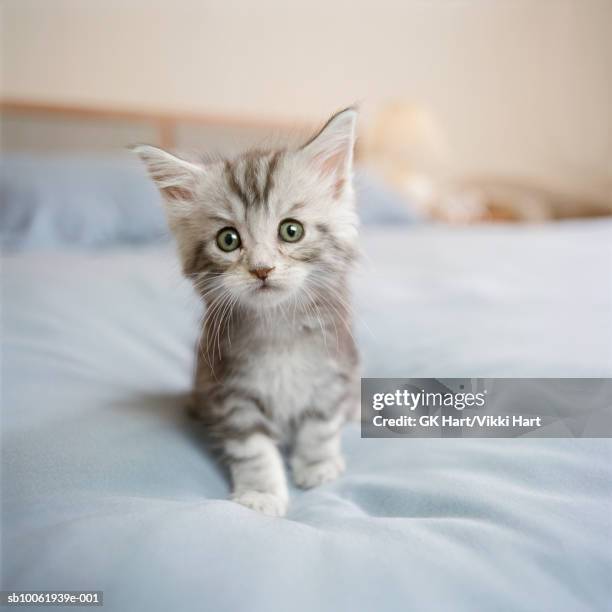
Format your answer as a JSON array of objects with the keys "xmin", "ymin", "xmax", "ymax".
[
  {"xmin": 307, "ymin": 275, "xmax": 376, "ymax": 339},
  {"xmin": 305, "ymin": 277, "xmax": 362, "ymax": 347}
]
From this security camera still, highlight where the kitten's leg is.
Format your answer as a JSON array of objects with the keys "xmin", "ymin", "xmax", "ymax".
[
  {"xmin": 199, "ymin": 388, "xmax": 288, "ymax": 516},
  {"xmin": 223, "ymin": 432, "xmax": 288, "ymax": 518},
  {"xmin": 291, "ymin": 412, "xmax": 345, "ymax": 489}
]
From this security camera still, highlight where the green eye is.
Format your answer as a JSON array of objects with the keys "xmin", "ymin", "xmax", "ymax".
[
  {"xmin": 279, "ymin": 219, "xmax": 304, "ymax": 243},
  {"xmin": 216, "ymin": 227, "xmax": 241, "ymax": 252}
]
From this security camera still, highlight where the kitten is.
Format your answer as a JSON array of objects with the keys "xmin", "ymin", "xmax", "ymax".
[{"xmin": 134, "ymin": 109, "xmax": 360, "ymax": 517}]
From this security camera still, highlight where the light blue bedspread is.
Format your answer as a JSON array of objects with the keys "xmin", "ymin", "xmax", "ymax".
[{"xmin": 2, "ymin": 221, "xmax": 611, "ymax": 611}]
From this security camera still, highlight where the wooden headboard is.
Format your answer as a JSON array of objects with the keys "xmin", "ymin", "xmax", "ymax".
[{"xmin": 0, "ymin": 99, "xmax": 312, "ymax": 154}]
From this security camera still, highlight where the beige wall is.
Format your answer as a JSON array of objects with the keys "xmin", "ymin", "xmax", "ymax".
[{"xmin": 2, "ymin": 0, "xmax": 611, "ymax": 198}]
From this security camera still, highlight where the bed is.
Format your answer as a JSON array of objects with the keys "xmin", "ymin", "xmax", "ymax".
[{"xmin": 2, "ymin": 155, "xmax": 611, "ymax": 611}]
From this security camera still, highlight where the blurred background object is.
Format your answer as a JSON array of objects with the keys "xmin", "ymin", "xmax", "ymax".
[
  {"xmin": 1, "ymin": 0, "xmax": 611, "ymax": 222},
  {"xmin": 360, "ymin": 101, "xmax": 450, "ymax": 218}
]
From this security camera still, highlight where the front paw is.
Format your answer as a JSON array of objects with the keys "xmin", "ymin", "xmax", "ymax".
[
  {"xmin": 231, "ymin": 490, "xmax": 288, "ymax": 517},
  {"xmin": 292, "ymin": 455, "xmax": 346, "ymax": 489}
]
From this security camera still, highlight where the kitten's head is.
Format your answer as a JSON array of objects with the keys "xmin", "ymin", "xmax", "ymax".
[{"xmin": 134, "ymin": 108, "xmax": 358, "ymax": 312}]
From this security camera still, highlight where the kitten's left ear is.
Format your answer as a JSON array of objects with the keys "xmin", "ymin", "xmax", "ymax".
[{"xmin": 300, "ymin": 107, "xmax": 357, "ymax": 197}]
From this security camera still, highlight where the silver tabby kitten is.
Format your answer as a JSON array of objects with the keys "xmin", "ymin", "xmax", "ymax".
[{"xmin": 134, "ymin": 108, "xmax": 359, "ymax": 517}]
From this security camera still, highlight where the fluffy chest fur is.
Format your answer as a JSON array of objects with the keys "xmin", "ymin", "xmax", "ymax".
[
  {"xmin": 233, "ymin": 328, "xmax": 332, "ymax": 421},
  {"xmin": 195, "ymin": 304, "xmax": 358, "ymax": 439}
]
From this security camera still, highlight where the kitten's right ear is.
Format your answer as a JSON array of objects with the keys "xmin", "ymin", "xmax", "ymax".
[{"xmin": 131, "ymin": 145, "xmax": 203, "ymax": 206}]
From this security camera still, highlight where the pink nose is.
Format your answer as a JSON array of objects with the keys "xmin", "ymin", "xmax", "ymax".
[{"xmin": 250, "ymin": 266, "xmax": 274, "ymax": 280}]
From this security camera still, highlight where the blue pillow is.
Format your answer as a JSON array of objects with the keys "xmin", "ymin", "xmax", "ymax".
[{"xmin": 0, "ymin": 154, "xmax": 168, "ymax": 251}]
